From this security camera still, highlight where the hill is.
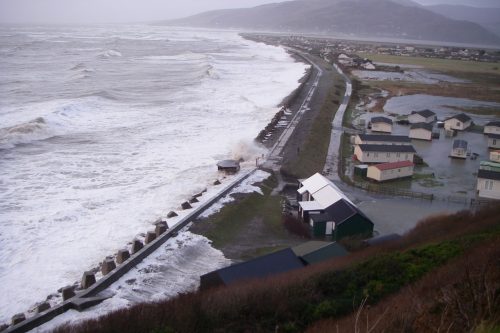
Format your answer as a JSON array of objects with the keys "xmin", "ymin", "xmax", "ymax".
[
  {"xmin": 52, "ymin": 205, "xmax": 500, "ymax": 333},
  {"xmin": 161, "ymin": 0, "xmax": 500, "ymax": 45},
  {"xmin": 426, "ymin": 4, "xmax": 500, "ymax": 38}
]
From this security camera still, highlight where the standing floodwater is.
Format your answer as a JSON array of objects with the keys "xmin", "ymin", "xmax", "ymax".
[{"xmin": 0, "ymin": 25, "xmax": 307, "ymax": 322}]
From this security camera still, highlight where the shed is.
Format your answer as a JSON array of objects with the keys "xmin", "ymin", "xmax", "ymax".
[
  {"xmin": 408, "ymin": 110, "xmax": 437, "ymax": 124},
  {"xmin": 292, "ymin": 241, "xmax": 348, "ymax": 265},
  {"xmin": 354, "ymin": 164, "xmax": 369, "ymax": 177},
  {"xmin": 484, "ymin": 121, "xmax": 500, "ymax": 135},
  {"xmin": 476, "ymin": 169, "xmax": 500, "ymax": 200},
  {"xmin": 367, "ymin": 160, "xmax": 414, "ymax": 182},
  {"xmin": 199, "ymin": 248, "xmax": 304, "ymax": 290},
  {"xmin": 354, "ymin": 134, "xmax": 411, "ymax": 146},
  {"xmin": 450, "ymin": 140, "xmax": 468, "ymax": 159},
  {"xmin": 444, "ymin": 113, "xmax": 472, "ymax": 131},
  {"xmin": 370, "ymin": 117, "xmax": 393, "ymax": 133},
  {"xmin": 409, "ymin": 123, "xmax": 433, "ymax": 141},
  {"xmin": 354, "ymin": 144, "xmax": 417, "ymax": 164},
  {"xmin": 488, "ymin": 134, "xmax": 500, "ymax": 149},
  {"xmin": 217, "ymin": 160, "xmax": 240, "ymax": 174}
]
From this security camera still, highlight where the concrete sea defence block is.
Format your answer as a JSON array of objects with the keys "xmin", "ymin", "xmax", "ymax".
[
  {"xmin": 181, "ymin": 201, "xmax": 192, "ymax": 210},
  {"xmin": 132, "ymin": 239, "xmax": 143, "ymax": 254},
  {"xmin": 36, "ymin": 302, "xmax": 51, "ymax": 313},
  {"xmin": 101, "ymin": 259, "xmax": 116, "ymax": 276},
  {"xmin": 62, "ymin": 286, "xmax": 76, "ymax": 301},
  {"xmin": 81, "ymin": 271, "xmax": 96, "ymax": 289},
  {"xmin": 166, "ymin": 211, "xmax": 178, "ymax": 218},
  {"xmin": 189, "ymin": 197, "xmax": 199, "ymax": 204},
  {"xmin": 145, "ymin": 231, "xmax": 156, "ymax": 244},
  {"xmin": 213, "ymin": 180, "xmax": 221, "ymax": 185},
  {"xmin": 116, "ymin": 249, "xmax": 130, "ymax": 264},
  {"xmin": 0, "ymin": 323, "xmax": 9, "ymax": 332},
  {"xmin": 155, "ymin": 222, "xmax": 168, "ymax": 237},
  {"xmin": 11, "ymin": 313, "xmax": 26, "ymax": 326}
]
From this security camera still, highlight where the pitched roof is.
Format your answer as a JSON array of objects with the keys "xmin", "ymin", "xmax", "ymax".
[
  {"xmin": 445, "ymin": 113, "xmax": 471, "ymax": 123},
  {"xmin": 410, "ymin": 123, "xmax": 433, "ymax": 131},
  {"xmin": 477, "ymin": 169, "xmax": 500, "ymax": 181},
  {"xmin": 298, "ymin": 173, "xmax": 354, "ymax": 207},
  {"xmin": 358, "ymin": 144, "xmax": 416, "ymax": 153},
  {"xmin": 453, "ymin": 140, "xmax": 468, "ymax": 149},
  {"xmin": 489, "ymin": 133, "xmax": 500, "ymax": 139},
  {"xmin": 357, "ymin": 134, "xmax": 411, "ymax": 143},
  {"xmin": 299, "ymin": 243, "xmax": 348, "ymax": 265},
  {"xmin": 413, "ymin": 109, "xmax": 436, "ymax": 118},
  {"xmin": 486, "ymin": 121, "xmax": 500, "ymax": 127},
  {"xmin": 372, "ymin": 160, "xmax": 414, "ymax": 171},
  {"xmin": 200, "ymin": 248, "xmax": 304, "ymax": 287},
  {"xmin": 324, "ymin": 199, "xmax": 358, "ymax": 225},
  {"xmin": 371, "ymin": 116, "xmax": 393, "ymax": 125},
  {"xmin": 292, "ymin": 241, "xmax": 332, "ymax": 257}
]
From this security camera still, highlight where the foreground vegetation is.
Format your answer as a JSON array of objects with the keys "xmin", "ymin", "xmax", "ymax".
[{"xmin": 53, "ymin": 206, "xmax": 500, "ymax": 333}]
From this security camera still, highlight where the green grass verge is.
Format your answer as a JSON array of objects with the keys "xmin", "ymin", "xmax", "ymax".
[
  {"xmin": 201, "ymin": 173, "xmax": 285, "ymax": 250},
  {"xmin": 358, "ymin": 53, "xmax": 500, "ymax": 74},
  {"xmin": 281, "ymin": 72, "xmax": 345, "ymax": 178}
]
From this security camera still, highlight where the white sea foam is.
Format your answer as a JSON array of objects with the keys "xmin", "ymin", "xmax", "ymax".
[{"xmin": 0, "ymin": 25, "xmax": 307, "ymax": 324}]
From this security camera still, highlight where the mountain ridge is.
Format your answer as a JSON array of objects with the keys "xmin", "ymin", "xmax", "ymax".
[{"xmin": 160, "ymin": 0, "xmax": 500, "ymax": 45}]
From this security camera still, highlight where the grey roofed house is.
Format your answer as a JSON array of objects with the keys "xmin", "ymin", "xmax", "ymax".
[
  {"xmin": 412, "ymin": 109, "xmax": 436, "ymax": 118},
  {"xmin": 357, "ymin": 134, "xmax": 411, "ymax": 143},
  {"xmin": 217, "ymin": 160, "xmax": 240, "ymax": 173},
  {"xmin": 410, "ymin": 123, "xmax": 433, "ymax": 131},
  {"xmin": 371, "ymin": 116, "xmax": 393, "ymax": 125},
  {"xmin": 477, "ymin": 169, "xmax": 500, "ymax": 181},
  {"xmin": 199, "ymin": 248, "xmax": 304, "ymax": 290},
  {"xmin": 358, "ymin": 144, "xmax": 417, "ymax": 153},
  {"xmin": 453, "ymin": 139, "xmax": 468, "ymax": 149},
  {"xmin": 486, "ymin": 121, "xmax": 500, "ymax": 127},
  {"xmin": 292, "ymin": 241, "xmax": 348, "ymax": 265},
  {"xmin": 446, "ymin": 113, "xmax": 471, "ymax": 123}
]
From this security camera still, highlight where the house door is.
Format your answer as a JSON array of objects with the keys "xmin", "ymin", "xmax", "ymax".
[{"xmin": 326, "ymin": 222, "xmax": 335, "ymax": 235}]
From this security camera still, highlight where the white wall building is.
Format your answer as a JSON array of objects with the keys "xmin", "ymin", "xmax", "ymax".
[
  {"xmin": 490, "ymin": 150, "xmax": 500, "ymax": 163},
  {"xmin": 409, "ymin": 123, "xmax": 433, "ymax": 141},
  {"xmin": 370, "ymin": 117, "xmax": 393, "ymax": 133},
  {"xmin": 444, "ymin": 113, "xmax": 472, "ymax": 131},
  {"xmin": 488, "ymin": 134, "xmax": 500, "ymax": 149},
  {"xmin": 367, "ymin": 160, "xmax": 414, "ymax": 182},
  {"xmin": 408, "ymin": 110, "xmax": 437, "ymax": 124},
  {"xmin": 450, "ymin": 140, "xmax": 468, "ymax": 159},
  {"xmin": 477, "ymin": 169, "xmax": 500, "ymax": 200},
  {"xmin": 354, "ymin": 144, "xmax": 416, "ymax": 163},
  {"xmin": 484, "ymin": 121, "xmax": 500, "ymax": 135},
  {"xmin": 354, "ymin": 134, "xmax": 411, "ymax": 146}
]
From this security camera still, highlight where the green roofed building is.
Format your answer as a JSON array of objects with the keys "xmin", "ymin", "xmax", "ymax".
[{"xmin": 292, "ymin": 241, "xmax": 348, "ymax": 265}]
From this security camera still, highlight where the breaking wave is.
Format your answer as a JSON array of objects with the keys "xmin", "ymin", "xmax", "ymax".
[{"xmin": 98, "ymin": 49, "xmax": 122, "ymax": 59}]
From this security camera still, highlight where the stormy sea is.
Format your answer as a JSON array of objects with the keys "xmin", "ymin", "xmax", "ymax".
[{"xmin": 0, "ymin": 24, "xmax": 307, "ymax": 327}]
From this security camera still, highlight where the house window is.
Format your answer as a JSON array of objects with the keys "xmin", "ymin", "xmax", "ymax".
[
  {"xmin": 367, "ymin": 152, "xmax": 370, "ymax": 157},
  {"xmin": 398, "ymin": 169, "xmax": 401, "ymax": 172},
  {"xmin": 396, "ymin": 152, "xmax": 401, "ymax": 157},
  {"xmin": 374, "ymin": 153, "xmax": 378, "ymax": 157},
  {"xmin": 405, "ymin": 154, "xmax": 409, "ymax": 159},
  {"xmin": 456, "ymin": 121, "xmax": 460, "ymax": 127},
  {"xmin": 494, "ymin": 139, "xmax": 497, "ymax": 145},
  {"xmin": 386, "ymin": 153, "xmax": 390, "ymax": 158},
  {"xmin": 485, "ymin": 180, "xmax": 493, "ymax": 190}
]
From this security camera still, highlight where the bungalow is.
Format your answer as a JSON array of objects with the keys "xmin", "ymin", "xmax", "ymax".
[
  {"xmin": 370, "ymin": 117, "xmax": 393, "ymax": 133},
  {"xmin": 476, "ymin": 169, "xmax": 500, "ymax": 200},
  {"xmin": 297, "ymin": 173, "xmax": 373, "ymax": 240},
  {"xmin": 199, "ymin": 248, "xmax": 304, "ymax": 290},
  {"xmin": 409, "ymin": 123, "xmax": 433, "ymax": 141},
  {"xmin": 488, "ymin": 134, "xmax": 500, "ymax": 149},
  {"xmin": 408, "ymin": 109, "xmax": 437, "ymax": 124},
  {"xmin": 450, "ymin": 140, "xmax": 468, "ymax": 159},
  {"xmin": 444, "ymin": 113, "xmax": 472, "ymax": 131},
  {"xmin": 367, "ymin": 160, "xmax": 414, "ymax": 182},
  {"xmin": 354, "ymin": 134, "xmax": 411, "ymax": 146},
  {"xmin": 484, "ymin": 121, "xmax": 500, "ymax": 135},
  {"xmin": 292, "ymin": 241, "xmax": 348, "ymax": 265},
  {"xmin": 490, "ymin": 150, "xmax": 500, "ymax": 163},
  {"xmin": 354, "ymin": 144, "xmax": 417, "ymax": 164}
]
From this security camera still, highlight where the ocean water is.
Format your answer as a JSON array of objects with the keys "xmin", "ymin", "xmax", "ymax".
[{"xmin": 0, "ymin": 25, "xmax": 308, "ymax": 323}]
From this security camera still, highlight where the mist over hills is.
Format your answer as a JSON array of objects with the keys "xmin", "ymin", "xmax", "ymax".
[
  {"xmin": 426, "ymin": 4, "xmax": 500, "ymax": 38},
  {"xmin": 162, "ymin": 0, "xmax": 500, "ymax": 45}
]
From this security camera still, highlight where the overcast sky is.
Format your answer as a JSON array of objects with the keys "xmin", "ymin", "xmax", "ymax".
[{"xmin": 0, "ymin": 0, "xmax": 498, "ymax": 24}]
